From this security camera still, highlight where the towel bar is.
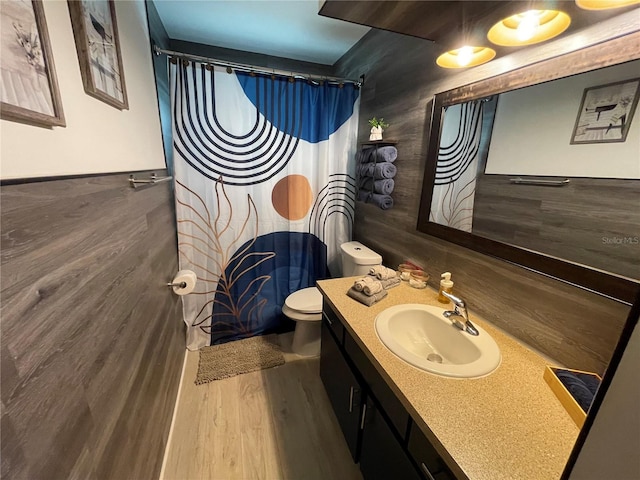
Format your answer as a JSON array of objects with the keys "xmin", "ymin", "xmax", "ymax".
[
  {"xmin": 129, "ymin": 173, "xmax": 173, "ymax": 189},
  {"xmin": 509, "ymin": 177, "xmax": 570, "ymax": 187}
]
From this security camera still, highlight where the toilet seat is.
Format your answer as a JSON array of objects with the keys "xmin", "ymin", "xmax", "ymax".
[
  {"xmin": 284, "ymin": 287, "xmax": 322, "ymax": 314},
  {"xmin": 282, "ymin": 304, "xmax": 322, "ymax": 322}
]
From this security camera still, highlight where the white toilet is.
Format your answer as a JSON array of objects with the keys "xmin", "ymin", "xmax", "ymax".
[{"xmin": 282, "ymin": 241, "xmax": 382, "ymax": 356}]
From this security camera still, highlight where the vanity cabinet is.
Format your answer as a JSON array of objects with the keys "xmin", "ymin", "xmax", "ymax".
[
  {"xmin": 320, "ymin": 302, "xmax": 457, "ymax": 480},
  {"xmin": 319, "ymin": 316, "xmax": 363, "ymax": 460},
  {"xmin": 359, "ymin": 396, "xmax": 421, "ymax": 480},
  {"xmin": 408, "ymin": 424, "xmax": 456, "ymax": 480}
]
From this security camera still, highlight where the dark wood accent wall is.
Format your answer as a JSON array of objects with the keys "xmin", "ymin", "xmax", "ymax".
[
  {"xmin": 0, "ymin": 171, "xmax": 184, "ymax": 479},
  {"xmin": 473, "ymin": 175, "xmax": 640, "ymax": 281},
  {"xmin": 319, "ymin": 1, "xmax": 517, "ymax": 46},
  {"xmin": 334, "ymin": 29, "xmax": 632, "ymax": 375},
  {"xmin": 319, "ymin": 1, "xmax": 637, "ymax": 53}
]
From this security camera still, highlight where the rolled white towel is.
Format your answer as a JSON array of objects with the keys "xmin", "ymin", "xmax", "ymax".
[
  {"xmin": 369, "ymin": 265, "xmax": 397, "ymax": 280},
  {"xmin": 363, "ymin": 280, "xmax": 384, "ymax": 296},
  {"xmin": 353, "ymin": 275, "xmax": 376, "ymax": 292}
]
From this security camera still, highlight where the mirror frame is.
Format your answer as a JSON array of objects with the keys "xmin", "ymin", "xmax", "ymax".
[{"xmin": 417, "ymin": 33, "xmax": 640, "ymax": 305}]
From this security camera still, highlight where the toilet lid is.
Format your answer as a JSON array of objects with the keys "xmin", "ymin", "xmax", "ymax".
[{"xmin": 285, "ymin": 287, "xmax": 323, "ymax": 314}]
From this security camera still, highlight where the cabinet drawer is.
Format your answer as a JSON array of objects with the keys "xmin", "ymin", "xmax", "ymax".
[
  {"xmin": 322, "ymin": 303, "xmax": 344, "ymax": 345},
  {"xmin": 344, "ymin": 332, "xmax": 410, "ymax": 440},
  {"xmin": 408, "ymin": 423, "xmax": 456, "ymax": 480}
]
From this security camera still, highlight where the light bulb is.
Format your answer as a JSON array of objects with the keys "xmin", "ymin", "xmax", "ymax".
[
  {"xmin": 457, "ymin": 46, "xmax": 474, "ymax": 67},
  {"xmin": 516, "ymin": 10, "xmax": 541, "ymax": 42},
  {"xmin": 436, "ymin": 46, "xmax": 495, "ymax": 68}
]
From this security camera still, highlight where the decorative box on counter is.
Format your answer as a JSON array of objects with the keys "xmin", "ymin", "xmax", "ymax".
[{"xmin": 543, "ymin": 366, "xmax": 602, "ymax": 428}]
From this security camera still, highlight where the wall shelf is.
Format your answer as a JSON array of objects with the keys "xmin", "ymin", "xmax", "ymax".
[{"xmin": 360, "ymin": 140, "xmax": 398, "ymax": 146}]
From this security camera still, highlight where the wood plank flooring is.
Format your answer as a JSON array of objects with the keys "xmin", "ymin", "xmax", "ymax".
[{"xmin": 162, "ymin": 334, "xmax": 362, "ymax": 480}]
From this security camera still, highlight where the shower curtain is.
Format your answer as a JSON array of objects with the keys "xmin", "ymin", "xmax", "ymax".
[
  {"xmin": 170, "ymin": 61, "xmax": 360, "ymax": 350},
  {"xmin": 430, "ymin": 99, "xmax": 494, "ymax": 232}
]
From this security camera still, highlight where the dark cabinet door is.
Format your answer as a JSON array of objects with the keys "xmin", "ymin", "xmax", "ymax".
[
  {"xmin": 408, "ymin": 423, "xmax": 456, "ymax": 480},
  {"xmin": 359, "ymin": 397, "xmax": 422, "ymax": 480},
  {"xmin": 320, "ymin": 320, "xmax": 363, "ymax": 461}
]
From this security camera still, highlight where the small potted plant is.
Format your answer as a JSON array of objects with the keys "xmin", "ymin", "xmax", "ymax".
[{"xmin": 368, "ymin": 117, "xmax": 389, "ymax": 141}]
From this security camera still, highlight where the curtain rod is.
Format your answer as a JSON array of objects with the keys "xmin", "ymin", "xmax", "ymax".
[{"xmin": 153, "ymin": 45, "xmax": 363, "ymax": 87}]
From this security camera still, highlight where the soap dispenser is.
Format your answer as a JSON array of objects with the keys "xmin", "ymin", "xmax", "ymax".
[{"xmin": 437, "ymin": 272, "xmax": 454, "ymax": 303}]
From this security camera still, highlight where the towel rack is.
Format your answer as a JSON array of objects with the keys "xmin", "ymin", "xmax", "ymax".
[
  {"xmin": 129, "ymin": 173, "xmax": 173, "ymax": 189},
  {"xmin": 509, "ymin": 177, "xmax": 570, "ymax": 187}
]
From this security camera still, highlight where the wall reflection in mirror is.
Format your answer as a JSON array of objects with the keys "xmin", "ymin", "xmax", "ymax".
[{"xmin": 430, "ymin": 60, "xmax": 640, "ymax": 281}]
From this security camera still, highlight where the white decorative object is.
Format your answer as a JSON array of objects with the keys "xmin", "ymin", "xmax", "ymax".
[
  {"xmin": 368, "ymin": 117, "xmax": 389, "ymax": 141},
  {"xmin": 369, "ymin": 125, "xmax": 383, "ymax": 141}
]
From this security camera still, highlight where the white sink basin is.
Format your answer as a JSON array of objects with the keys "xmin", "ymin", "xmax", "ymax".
[{"xmin": 375, "ymin": 304, "xmax": 501, "ymax": 378}]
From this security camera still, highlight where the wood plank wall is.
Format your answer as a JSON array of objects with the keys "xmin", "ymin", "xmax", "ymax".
[
  {"xmin": 1, "ymin": 171, "xmax": 184, "ymax": 479},
  {"xmin": 473, "ymin": 175, "xmax": 640, "ymax": 280},
  {"xmin": 334, "ymin": 29, "xmax": 634, "ymax": 375}
]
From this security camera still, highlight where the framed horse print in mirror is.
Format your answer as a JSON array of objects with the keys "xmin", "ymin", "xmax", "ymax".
[{"xmin": 571, "ymin": 78, "xmax": 640, "ymax": 144}]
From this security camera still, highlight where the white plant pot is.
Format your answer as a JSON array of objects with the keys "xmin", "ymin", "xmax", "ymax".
[{"xmin": 369, "ymin": 126, "xmax": 383, "ymax": 141}]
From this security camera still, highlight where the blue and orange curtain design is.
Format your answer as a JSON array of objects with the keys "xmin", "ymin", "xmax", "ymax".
[{"xmin": 170, "ymin": 61, "xmax": 360, "ymax": 350}]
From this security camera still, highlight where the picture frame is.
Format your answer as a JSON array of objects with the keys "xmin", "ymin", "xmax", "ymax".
[
  {"xmin": 570, "ymin": 78, "xmax": 640, "ymax": 144},
  {"xmin": 0, "ymin": 0, "xmax": 65, "ymax": 127},
  {"xmin": 67, "ymin": 0, "xmax": 128, "ymax": 110}
]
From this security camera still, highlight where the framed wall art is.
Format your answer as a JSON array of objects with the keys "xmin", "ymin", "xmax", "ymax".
[
  {"xmin": 0, "ymin": 0, "xmax": 65, "ymax": 127},
  {"xmin": 571, "ymin": 78, "xmax": 640, "ymax": 144},
  {"xmin": 68, "ymin": 0, "xmax": 128, "ymax": 110}
]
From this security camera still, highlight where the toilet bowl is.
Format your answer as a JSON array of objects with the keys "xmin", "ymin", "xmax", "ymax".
[
  {"xmin": 283, "ymin": 241, "xmax": 382, "ymax": 356},
  {"xmin": 283, "ymin": 287, "xmax": 323, "ymax": 356}
]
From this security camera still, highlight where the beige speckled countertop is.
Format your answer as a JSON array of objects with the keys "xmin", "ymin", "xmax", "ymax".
[{"xmin": 317, "ymin": 277, "xmax": 580, "ymax": 480}]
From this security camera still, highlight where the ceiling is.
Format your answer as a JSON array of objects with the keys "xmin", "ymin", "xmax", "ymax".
[{"xmin": 152, "ymin": 0, "xmax": 371, "ymax": 65}]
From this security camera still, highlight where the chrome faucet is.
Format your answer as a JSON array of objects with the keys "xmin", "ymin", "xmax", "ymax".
[{"xmin": 441, "ymin": 291, "xmax": 479, "ymax": 336}]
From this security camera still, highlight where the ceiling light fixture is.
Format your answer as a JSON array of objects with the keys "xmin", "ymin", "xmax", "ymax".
[
  {"xmin": 436, "ymin": 46, "xmax": 496, "ymax": 69},
  {"xmin": 488, "ymin": 10, "xmax": 571, "ymax": 46},
  {"xmin": 575, "ymin": 0, "xmax": 640, "ymax": 9}
]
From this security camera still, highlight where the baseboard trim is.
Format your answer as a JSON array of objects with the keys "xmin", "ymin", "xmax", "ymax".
[{"xmin": 159, "ymin": 348, "xmax": 189, "ymax": 480}]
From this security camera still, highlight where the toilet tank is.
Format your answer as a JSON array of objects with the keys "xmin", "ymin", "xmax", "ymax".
[{"xmin": 340, "ymin": 241, "xmax": 382, "ymax": 277}]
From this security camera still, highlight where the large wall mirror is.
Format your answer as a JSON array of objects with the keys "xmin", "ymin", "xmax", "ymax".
[{"xmin": 418, "ymin": 34, "xmax": 640, "ymax": 304}]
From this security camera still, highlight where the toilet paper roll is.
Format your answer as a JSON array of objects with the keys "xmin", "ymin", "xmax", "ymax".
[{"xmin": 172, "ymin": 270, "xmax": 197, "ymax": 295}]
